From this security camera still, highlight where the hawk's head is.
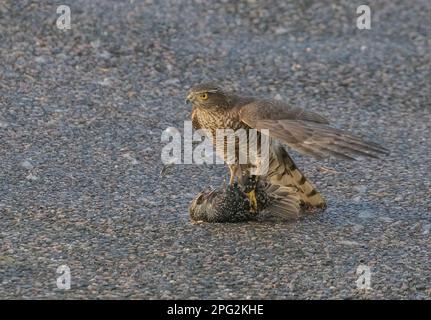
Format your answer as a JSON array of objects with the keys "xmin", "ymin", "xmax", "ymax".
[{"xmin": 186, "ymin": 83, "xmax": 230, "ymax": 109}]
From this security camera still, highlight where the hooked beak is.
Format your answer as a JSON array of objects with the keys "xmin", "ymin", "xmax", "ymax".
[{"xmin": 185, "ymin": 93, "xmax": 194, "ymax": 104}]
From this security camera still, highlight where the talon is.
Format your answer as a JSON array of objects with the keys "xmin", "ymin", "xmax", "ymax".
[{"xmin": 246, "ymin": 189, "xmax": 258, "ymax": 213}]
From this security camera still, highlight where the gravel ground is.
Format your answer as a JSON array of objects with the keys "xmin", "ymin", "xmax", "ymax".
[{"xmin": 0, "ymin": 0, "xmax": 430, "ymax": 299}]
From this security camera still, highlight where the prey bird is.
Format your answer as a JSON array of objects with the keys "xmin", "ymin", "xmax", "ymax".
[
  {"xmin": 189, "ymin": 177, "xmax": 301, "ymax": 223},
  {"xmin": 186, "ymin": 83, "xmax": 389, "ymax": 212}
]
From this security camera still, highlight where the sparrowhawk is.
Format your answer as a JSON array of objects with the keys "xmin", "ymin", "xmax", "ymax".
[{"xmin": 186, "ymin": 83, "xmax": 389, "ymax": 211}]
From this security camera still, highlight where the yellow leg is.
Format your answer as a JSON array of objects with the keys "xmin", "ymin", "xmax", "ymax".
[
  {"xmin": 245, "ymin": 189, "xmax": 258, "ymax": 213},
  {"xmin": 229, "ymin": 171, "xmax": 235, "ymax": 185},
  {"xmin": 228, "ymin": 165, "xmax": 237, "ymax": 185}
]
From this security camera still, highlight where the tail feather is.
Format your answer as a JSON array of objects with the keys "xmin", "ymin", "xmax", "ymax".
[{"xmin": 268, "ymin": 142, "xmax": 326, "ymax": 209}]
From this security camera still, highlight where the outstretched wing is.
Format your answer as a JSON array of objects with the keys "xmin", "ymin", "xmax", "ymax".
[
  {"xmin": 238, "ymin": 99, "xmax": 330, "ymax": 125},
  {"xmin": 239, "ymin": 100, "xmax": 389, "ymax": 160}
]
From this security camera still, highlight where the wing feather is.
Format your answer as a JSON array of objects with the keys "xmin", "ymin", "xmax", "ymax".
[
  {"xmin": 238, "ymin": 99, "xmax": 330, "ymax": 125},
  {"xmin": 239, "ymin": 101, "xmax": 389, "ymax": 160}
]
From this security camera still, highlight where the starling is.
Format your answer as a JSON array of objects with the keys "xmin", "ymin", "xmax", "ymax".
[{"xmin": 189, "ymin": 178, "xmax": 301, "ymax": 223}]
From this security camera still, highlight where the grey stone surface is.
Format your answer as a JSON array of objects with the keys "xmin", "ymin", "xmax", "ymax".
[{"xmin": 0, "ymin": 0, "xmax": 430, "ymax": 299}]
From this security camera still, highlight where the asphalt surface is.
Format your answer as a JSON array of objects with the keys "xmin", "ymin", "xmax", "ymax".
[{"xmin": 0, "ymin": 0, "xmax": 430, "ymax": 299}]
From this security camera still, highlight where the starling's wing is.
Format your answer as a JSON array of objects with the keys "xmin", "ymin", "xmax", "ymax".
[
  {"xmin": 239, "ymin": 100, "xmax": 389, "ymax": 160},
  {"xmin": 263, "ymin": 183, "xmax": 302, "ymax": 220}
]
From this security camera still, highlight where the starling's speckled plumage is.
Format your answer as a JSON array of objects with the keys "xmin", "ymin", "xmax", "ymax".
[
  {"xmin": 189, "ymin": 178, "xmax": 301, "ymax": 223},
  {"xmin": 186, "ymin": 83, "xmax": 389, "ymax": 210},
  {"xmin": 189, "ymin": 183, "xmax": 256, "ymax": 223}
]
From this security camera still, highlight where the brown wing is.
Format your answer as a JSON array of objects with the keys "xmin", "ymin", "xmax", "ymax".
[
  {"xmin": 239, "ymin": 100, "xmax": 389, "ymax": 160},
  {"xmin": 237, "ymin": 99, "xmax": 330, "ymax": 125}
]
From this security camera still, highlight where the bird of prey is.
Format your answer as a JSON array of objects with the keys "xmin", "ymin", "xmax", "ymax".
[
  {"xmin": 189, "ymin": 177, "xmax": 301, "ymax": 223},
  {"xmin": 186, "ymin": 83, "xmax": 389, "ymax": 212}
]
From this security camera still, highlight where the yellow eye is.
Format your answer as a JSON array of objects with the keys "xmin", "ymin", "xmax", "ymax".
[{"xmin": 200, "ymin": 93, "xmax": 208, "ymax": 100}]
